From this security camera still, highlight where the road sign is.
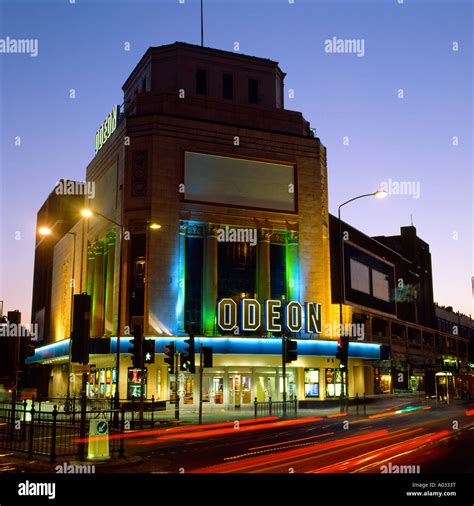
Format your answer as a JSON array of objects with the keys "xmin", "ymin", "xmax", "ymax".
[{"xmin": 88, "ymin": 417, "xmax": 110, "ymax": 460}]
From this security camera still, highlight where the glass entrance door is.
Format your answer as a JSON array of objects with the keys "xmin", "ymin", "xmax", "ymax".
[
  {"xmin": 228, "ymin": 374, "xmax": 252, "ymax": 407},
  {"xmin": 202, "ymin": 376, "xmax": 224, "ymax": 405}
]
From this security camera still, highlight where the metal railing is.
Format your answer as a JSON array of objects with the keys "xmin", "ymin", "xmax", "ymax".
[
  {"xmin": 0, "ymin": 395, "xmax": 173, "ymax": 462},
  {"xmin": 254, "ymin": 396, "xmax": 298, "ymax": 418}
]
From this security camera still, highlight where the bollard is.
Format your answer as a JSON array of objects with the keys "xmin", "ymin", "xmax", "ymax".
[
  {"xmin": 254, "ymin": 397, "xmax": 257, "ymax": 418},
  {"xmin": 355, "ymin": 393, "xmax": 359, "ymax": 416},
  {"xmin": 269, "ymin": 397, "xmax": 272, "ymax": 417}
]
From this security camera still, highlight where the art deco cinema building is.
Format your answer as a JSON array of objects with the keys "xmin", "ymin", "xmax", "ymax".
[{"xmin": 30, "ymin": 42, "xmax": 380, "ymax": 406}]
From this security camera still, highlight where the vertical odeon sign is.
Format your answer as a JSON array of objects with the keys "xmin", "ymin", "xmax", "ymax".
[
  {"xmin": 95, "ymin": 105, "xmax": 119, "ymax": 154},
  {"xmin": 216, "ymin": 298, "xmax": 322, "ymax": 334}
]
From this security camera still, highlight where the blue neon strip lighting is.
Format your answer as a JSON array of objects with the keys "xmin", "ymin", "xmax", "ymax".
[{"xmin": 28, "ymin": 337, "xmax": 380, "ymax": 363}]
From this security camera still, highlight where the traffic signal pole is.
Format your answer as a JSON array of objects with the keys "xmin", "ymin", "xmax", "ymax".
[
  {"xmin": 174, "ymin": 352, "xmax": 180, "ymax": 421},
  {"xmin": 282, "ymin": 335, "xmax": 287, "ymax": 415},
  {"xmin": 198, "ymin": 343, "xmax": 203, "ymax": 425},
  {"xmin": 8, "ymin": 311, "xmax": 21, "ymax": 439}
]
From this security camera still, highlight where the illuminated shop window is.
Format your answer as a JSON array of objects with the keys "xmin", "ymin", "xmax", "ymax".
[
  {"xmin": 325, "ymin": 368, "xmax": 345, "ymax": 398},
  {"xmin": 304, "ymin": 368, "xmax": 319, "ymax": 398},
  {"xmin": 127, "ymin": 367, "xmax": 147, "ymax": 399},
  {"xmin": 87, "ymin": 367, "xmax": 116, "ymax": 399},
  {"xmin": 183, "ymin": 376, "xmax": 194, "ymax": 404}
]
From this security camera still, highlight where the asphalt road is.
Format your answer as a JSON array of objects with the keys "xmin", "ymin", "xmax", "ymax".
[{"xmin": 111, "ymin": 401, "xmax": 474, "ymax": 474}]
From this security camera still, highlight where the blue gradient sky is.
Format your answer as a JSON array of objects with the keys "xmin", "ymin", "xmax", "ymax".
[{"xmin": 0, "ymin": 0, "xmax": 472, "ymax": 320}]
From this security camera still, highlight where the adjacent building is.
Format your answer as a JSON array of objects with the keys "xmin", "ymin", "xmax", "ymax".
[{"xmin": 329, "ymin": 215, "xmax": 470, "ymax": 397}]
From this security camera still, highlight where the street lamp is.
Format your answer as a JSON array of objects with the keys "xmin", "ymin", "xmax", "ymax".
[
  {"xmin": 38, "ymin": 226, "xmax": 77, "ymax": 401},
  {"xmin": 337, "ymin": 189, "xmax": 388, "ymax": 402},
  {"xmin": 82, "ymin": 209, "xmax": 162, "ymax": 411},
  {"xmin": 81, "ymin": 208, "xmax": 124, "ymax": 410}
]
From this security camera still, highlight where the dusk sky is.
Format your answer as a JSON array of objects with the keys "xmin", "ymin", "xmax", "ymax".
[{"xmin": 0, "ymin": 0, "xmax": 472, "ymax": 320}]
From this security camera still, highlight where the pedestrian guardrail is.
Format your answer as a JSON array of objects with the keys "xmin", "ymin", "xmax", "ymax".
[{"xmin": 254, "ymin": 397, "xmax": 298, "ymax": 418}]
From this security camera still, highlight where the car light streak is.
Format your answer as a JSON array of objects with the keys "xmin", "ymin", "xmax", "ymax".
[
  {"xmin": 192, "ymin": 429, "xmax": 390, "ymax": 473},
  {"xmin": 309, "ymin": 429, "xmax": 450, "ymax": 473}
]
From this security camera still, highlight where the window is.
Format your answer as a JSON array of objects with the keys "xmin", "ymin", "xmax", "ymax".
[
  {"xmin": 248, "ymin": 78, "xmax": 259, "ymax": 104},
  {"xmin": 304, "ymin": 368, "xmax": 319, "ymax": 398},
  {"xmin": 196, "ymin": 68, "xmax": 207, "ymax": 95},
  {"xmin": 223, "ymin": 73, "xmax": 233, "ymax": 99},
  {"xmin": 141, "ymin": 77, "xmax": 146, "ymax": 93},
  {"xmin": 372, "ymin": 269, "xmax": 390, "ymax": 302},
  {"xmin": 350, "ymin": 258, "xmax": 370, "ymax": 295},
  {"xmin": 185, "ymin": 236, "xmax": 203, "ymax": 333},
  {"xmin": 218, "ymin": 242, "xmax": 256, "ymax": 305}
]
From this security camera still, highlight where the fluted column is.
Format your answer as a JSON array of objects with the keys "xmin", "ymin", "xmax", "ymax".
[
  {"xmin": 177, "ymin": 224, "xmax": 186, "ymax": 333},
  {"xmin": 92, "ymin": 241, "xmax": 105, "ymax": 337},
  {"xmin": 86, "ymin": 244, "xmax": 96, "ymax": 299},
  {"xmin": 286, "ymin": 231, "xmax": 300, "ymax": 302},
  {"xmin": 202, "ymin": 224, "xmax": 218, "ymax": 336},
  {"xmin": 104, "ymin": 229, "xmax": 116, "ymax": 336},
  {"xmin": 257, "ymin": 229, "xmax": 271, "ymax": 302}
]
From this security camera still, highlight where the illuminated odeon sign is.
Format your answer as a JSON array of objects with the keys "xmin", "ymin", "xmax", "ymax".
[
  {"xmin": 216, "ymin": 298, "xmax": 322, "ymax": 334},
  {"xmin": 95, "ymin": 105, "xmax": 119, "ymax": 154}
]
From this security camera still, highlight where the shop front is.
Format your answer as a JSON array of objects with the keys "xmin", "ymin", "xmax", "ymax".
[{"xmin": 28, "ymin": 336, "xmax": 381, "ymax": 406}]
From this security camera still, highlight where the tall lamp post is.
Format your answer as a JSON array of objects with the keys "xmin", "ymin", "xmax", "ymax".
[
  {"xmin": 337, "ymin": 189, "xmax": 388, "ymax": 401},
  {"xmin": 81, "ymin": 209, "xmax": 124, "ymax": 410},
  {"xmin": 81, "ymin": 209, "xmax": 162, "ymax": 411}
]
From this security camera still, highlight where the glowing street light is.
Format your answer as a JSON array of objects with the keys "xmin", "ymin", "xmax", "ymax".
[
  {"xmin": 80, "ymin": 209, "xmax": 93, "ymax": 218},
  {"xmin": 149, "ymin": 222, "xmax": 162, "ymax": 230},
  {"xmin": 38, "ymin": 226, "xmax": 52, "ymax": 236},
  {"xmin": 374, "ymin": 189, "xmax": 388, "ymax": 199}
]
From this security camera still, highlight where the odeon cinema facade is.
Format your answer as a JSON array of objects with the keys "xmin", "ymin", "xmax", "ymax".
[{"xmin": 29, "ymin": 42, "xmax": 380, "ymax": 408}]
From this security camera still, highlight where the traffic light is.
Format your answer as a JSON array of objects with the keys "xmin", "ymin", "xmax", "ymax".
[
  {"xmin": 202, "ymin": 346, "xmax": 213, "ymax": 368},
  {"xmin": 164, "ymin": 342, "xmax": 175, "ymax": 374},
  {"xmin": 143, "ymin": 338, "xmax": 155, "ymax": 364},
  {"xmin": 71, "ymin": 294, "xmax": 91, "ymax": 364},
  {"xmin": 180, "ymin": 335, "xmax": 195, "ymax": 373},
  {"xmin": 0, "ymin": 315, "xmax": 15, "ymax": 381},
  {"xmin": 20, "ymin": 333, "xmax": 35, "ymax": 363},
  {"xmin": 284, "ymin": 337, "xmax": 297, "ymax": 363},
  {"xmin": 336, "ymin": 335, "xmax": 349, "ymax": 365},
  {"xmin": 129, "ymin": 325, "xmax": 144, "ymax": 369}
]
